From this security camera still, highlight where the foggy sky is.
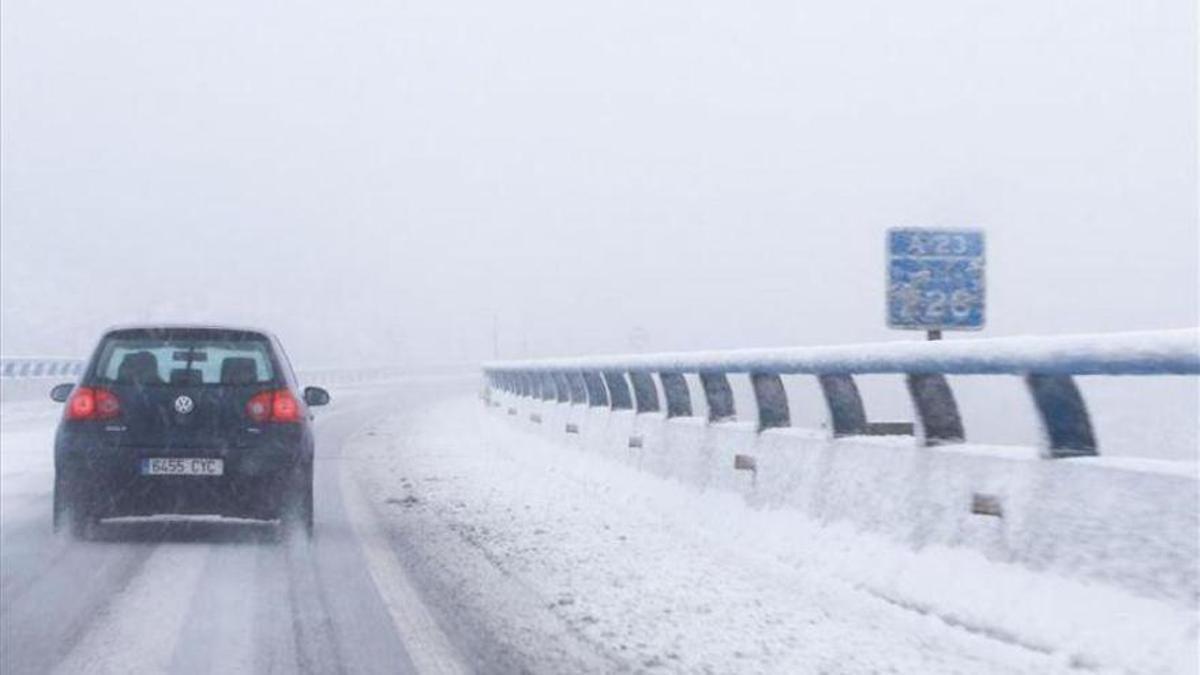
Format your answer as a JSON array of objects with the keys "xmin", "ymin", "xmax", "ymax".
[{"xmin": 1, "ymin": 0, "xmax": 1196, "ymax": 369}]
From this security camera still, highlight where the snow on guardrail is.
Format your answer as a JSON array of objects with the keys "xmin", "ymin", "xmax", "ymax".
[
  {"xmin": 0, "ymin": 357, "xmax": 475, "ymax": 384},
  {"xmin": 485, "ymin": 328, "xmax": 1200, "ymax": 376},
  {"xmin": 0, "ymin": 357, "xmax": 86, "ymax": 379},
  {"xmin": 484, "ymin": 329, "xmax": 1200, "ymax": 605},
  {"xmin": 484, "ymin": 328, "xmax": 1200, "ymax": 458}
]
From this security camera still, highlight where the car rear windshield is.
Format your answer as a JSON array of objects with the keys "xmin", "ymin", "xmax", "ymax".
[{"xmin": 91, "ymin": 330, "xmax": 277, "ymax": 386}]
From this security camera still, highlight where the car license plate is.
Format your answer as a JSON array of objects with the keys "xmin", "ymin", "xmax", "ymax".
[{"xmin": 141, "ymin": 458, "xmax": 224, "ymax": 476}]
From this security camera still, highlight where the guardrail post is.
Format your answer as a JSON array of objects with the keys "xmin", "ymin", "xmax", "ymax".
[
  {"xmin": 582, "ymin": 371, "xmax": 609, "ymax": 407},
  {"xmin": 629, "ymin": 371, "xmax": 660, "ymax": 413},
  {"xmin": 603, "ymin": 371, "xmax": 633, "ymax": 410},
  {"xmin": 1026, "ymin": 374, "xmax": 1097, "ymax": 457},
  {"xmin": 699, "ymin": 371, "xmax": 735, "ymax": 422},
  {"xmin": 540, "ymin": 373, "xmax": 559, "ymax": 401},
  {"xmin": 751, "ymin": 372, "xmax": 790, "ymax": 431},
  {"xmin": 566, "ymin": 372, "xmax": 587, "ymax": 404},
  {"xmin": 552, "ymin": 372, "xmax": 571, "ymax": 403},
  {"xmin": 659, "ymin": 372, "xmax": 692, "ymax": 417},
  {"xmin": 818, "ymin": 374, "xmax": 868, "ymax": 436},
  {"xmin": 906, "ymin": 373, "xmax": 964, "ymax": 445}
]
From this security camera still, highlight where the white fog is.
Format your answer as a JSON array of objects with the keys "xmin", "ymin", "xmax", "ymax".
[
  {"xmin": 1, "ymin": 2, "xmax": 1197, "ymax": 674},
  {"xmin": 2, "ymin": 0, "xmax": 1195, "ymax": 366}
]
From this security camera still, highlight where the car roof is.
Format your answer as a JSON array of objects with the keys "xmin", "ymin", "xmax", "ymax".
[{"xmin": 100, "ymin": 323, "xmax": 278, "ymax": 340}]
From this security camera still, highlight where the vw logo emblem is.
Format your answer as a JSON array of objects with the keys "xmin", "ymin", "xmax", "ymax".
[{"xmin": 174, "ymin": 395, "xmax": 195, "ymax": 415}]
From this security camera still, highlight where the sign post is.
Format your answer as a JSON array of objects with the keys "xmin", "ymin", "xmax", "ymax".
[{"xmin": 887, "ymin": 228, "xmax": 985, "ymax": 339}]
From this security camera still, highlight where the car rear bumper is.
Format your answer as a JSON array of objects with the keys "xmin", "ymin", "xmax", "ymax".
[
  {"xmin": 56, "ymin": 440, "xmax": 308, "ymax": 520},
  {"xmin": 84, "ymin": 474, "xmax": 292, "ymax": 519}
]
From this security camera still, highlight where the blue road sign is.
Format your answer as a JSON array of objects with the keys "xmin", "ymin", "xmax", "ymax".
[{"xmin": 887, "ymin": 228, "xmax": 985, "ymax": 330}]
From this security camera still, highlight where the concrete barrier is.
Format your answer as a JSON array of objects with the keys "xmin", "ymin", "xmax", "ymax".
[{"xmin": 484, "ymin": 330, "xmax": 1200, "ymax": 606}]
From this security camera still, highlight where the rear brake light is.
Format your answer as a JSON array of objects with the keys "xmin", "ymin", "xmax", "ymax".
[
  {"xmin": 65, "ymin": 387, "xmax": 121, "ymax": 421},
  {"xmin": 271, "ymin": 390, "xmax": 301, "ymax": 422},
  {"xmin": 246, "ymin": 389, "xmax": 302, "ymax": 423}
]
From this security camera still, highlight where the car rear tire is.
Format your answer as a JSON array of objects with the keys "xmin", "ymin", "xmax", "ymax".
[
  {"xmin": 281, "ymin": 462, "xmax": 314, "ymax": 539},
  {"xmin": 53, "ymin": 474, "xmax": 95, "ymax": 540}
]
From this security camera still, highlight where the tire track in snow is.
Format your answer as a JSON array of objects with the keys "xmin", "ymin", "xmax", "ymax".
[
  {"xmin": 0, "ymin": 526, "xmax": 73, "ymax": 614},
  {"xmin": 168, "ymin": 525, "xmax": 277, "ymax": 674},
  {"xmin": 283, "ymin": 536, "xmax": 348, "ymax": 675},
  {"xmin": 1, "ymin": 536, "xmax": 159, "ymax": 675},
  {"xmin": 51, "ymin": 542, "xmax": 211, "ymax": 674}
]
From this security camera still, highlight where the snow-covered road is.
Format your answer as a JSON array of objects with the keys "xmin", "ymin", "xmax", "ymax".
[
  {"xmin": 1, "ymin": 380, "xmax": 1194, "ymax": 673},
  {"xmin": 1, "ymin": 382, "xmax": 469, "ymax": 675}
]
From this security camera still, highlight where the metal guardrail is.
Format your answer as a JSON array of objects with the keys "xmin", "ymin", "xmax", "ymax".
[
  {"xmin": 1, "ymin": 357, "xmax": 473, "ymax": 386},
  {"xmin": 483, "ymin": 329, "xmax": 1200, "ymax": 458},
  {"xmin": 0, "ymin": 357, "xmax": 85, "ymax": 379}
]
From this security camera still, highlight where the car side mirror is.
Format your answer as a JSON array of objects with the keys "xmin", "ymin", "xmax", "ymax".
[
  {"xmin": 50, "ymin": 383, "xmax": 74, "ymax": 403},
  {"xmin": 303, "ymin": 386, "xmax": 330, "ymax": 407}
]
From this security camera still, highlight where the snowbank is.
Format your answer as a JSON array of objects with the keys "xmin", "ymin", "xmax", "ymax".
[
  {"xmin": 353, "ymin": 395, "xmax": 1197, "ymax": 673},
  {"xmin": 491, "ymin": 391, "xmax": 1199, "ymax": 607}
]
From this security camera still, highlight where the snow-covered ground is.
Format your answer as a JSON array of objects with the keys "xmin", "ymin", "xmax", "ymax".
[
  {"xmin": 2, "ymin": 381, "xmax": 1195, "ymax": 673},
  {"xmin": 350, "ymin": 395, "xmax": 1198, "ymax": 673}
]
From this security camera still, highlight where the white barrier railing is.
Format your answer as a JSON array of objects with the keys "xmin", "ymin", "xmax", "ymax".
[
  {"xmin": 484, "ymin": 329, "xmax": 1199, "ymax": 458},
  {"xmin": 0, "ymin": 356, "xmax": 474, "ymax": 390},
  {"xmin": 484, "ymin": 329, "xmax": 1200, "ymax": 604},
  {"xmin": 0, "ymin": 357, "xmax": 86, "ymax": 379}
]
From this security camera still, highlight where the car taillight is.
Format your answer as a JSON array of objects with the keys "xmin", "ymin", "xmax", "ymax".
[
  {"xmin": 246, "ymin": 391, "xmax": 271, "ymax": 422},
  {"xmin": 65, "ymin": 387, "xmax": 121, "ymax": 421},
  {"xmin": 271, "ymin": 389, "xmax": 301, "ymax": 422},
  {"xmin": 246, "ymin": 389, "xmax": 302, "ymax": 423}
]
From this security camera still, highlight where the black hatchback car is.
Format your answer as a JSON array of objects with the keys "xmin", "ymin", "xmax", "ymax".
[{"xmin": 49, "ymin": 325, "xmax": 330, "ymax": 538}]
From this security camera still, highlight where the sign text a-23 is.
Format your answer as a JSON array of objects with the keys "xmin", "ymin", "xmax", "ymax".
[{"xmin": 887, "ymin": 228, "xmax": 985, "ymax": 331}]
